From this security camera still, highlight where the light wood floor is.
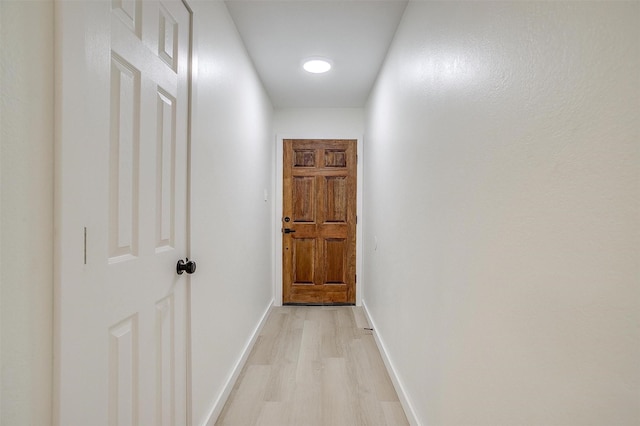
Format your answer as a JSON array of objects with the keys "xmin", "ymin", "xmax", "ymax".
[{"xmin": 215, "ymin": 306, "xmax": 409, "ymax": 426}]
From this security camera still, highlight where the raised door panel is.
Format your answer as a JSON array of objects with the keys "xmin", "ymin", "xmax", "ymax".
[
  {"xmin": 109, "ymin": 55, "xmax": 141, "ymax": 262},
  {"xmin": 109, "ymin": 315, "xmax": 139, "ymax": 426},
  {"xmin": 155, "ymin": 88, "xmax": 176, "ymax": 251},
  {"xmin": 155, "ymin": 295, "xmax": 175, "ymax": 426},
  {"xmin": 294, "ymin": 149, "xmax": 316, "ymax": 168},
  {"xmin": 324, "ymin": 238, "xmax": 346, "ymax": 284},
  {"xmin": 292, "ymin": 176, "xmax": 316, "ymax": 223},
  {"xmin": 324, "ymin": 176, "xmax": 348, "ymax": 223},
  {"xmin": 324, "ymin": 149, "xmax": 347, "ymax": 168},
  {"xmin": 112, "ymin": 0, "xmax": 142, "ymax": 37},
  {"xmin": 158, "ymin": 3, "xmax": 178, "ymax": 71},
  {"xmin": 292, "ymin": 238, "xmax": 316, "ymax": 285}
]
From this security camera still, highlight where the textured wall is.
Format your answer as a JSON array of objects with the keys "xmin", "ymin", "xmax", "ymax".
[
  {"xmin": 0, "ymin": 1, "xmax": 54, "ymax": 424},
  {"xmin": 364, "ymin": 2, "xmax": 639, "ymax": 425},
  {"xmin": 189, "ymin": 2, "xmax": 274, "ymax": 424}
]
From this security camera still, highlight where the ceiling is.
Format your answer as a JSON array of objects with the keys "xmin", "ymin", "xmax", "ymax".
[{"xmin": 224, "ymin": 0, "xmax": 409, "ymax": 108}]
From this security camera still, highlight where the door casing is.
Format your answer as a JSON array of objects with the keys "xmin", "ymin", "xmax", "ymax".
[{"xmin": 274, "ymin": 134, "xmax": 364, "ymax": 306}]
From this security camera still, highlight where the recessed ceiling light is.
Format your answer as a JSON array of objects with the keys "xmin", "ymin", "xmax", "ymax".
[{"xmin": 303, "ymin": 58, "xmax": 332, "ymax": 74}]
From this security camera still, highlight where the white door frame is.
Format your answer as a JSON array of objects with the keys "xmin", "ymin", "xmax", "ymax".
[{"xmin": 273, "ymin": 134, "xmax": 364, "ymax": 306}]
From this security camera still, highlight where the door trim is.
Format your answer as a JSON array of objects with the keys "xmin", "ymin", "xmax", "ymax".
[
  {"xmin": 182, "ymin": 1, "xmax": 194, "ymax": 425},
  {"xmin": 274, "ymin": 134, "xmax": 364, "ymax": 307}
]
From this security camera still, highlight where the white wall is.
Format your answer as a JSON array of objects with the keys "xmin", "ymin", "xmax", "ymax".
[
  {"xmin": 0, "ymin": 1, "xmax": 54, "ymax": 424},
  {"xmin": 274, "ymin": 108, "xmax": 364, "ymax": 137},
  {"xmin": 364, "ymin": 2, "xmax": 640, "ymax": 425},
  {"xmin": 189, "ymin": 2, "xmax": 274, "ymax": 425},
  {"xmin": 273, "ymin": 108, "xmax": 364, "ymax": 305}
]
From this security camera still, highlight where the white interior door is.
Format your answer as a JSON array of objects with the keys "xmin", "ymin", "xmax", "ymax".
[{"xmin": 55, "ymin": 1, "xmax": 191, "ymax": 425}]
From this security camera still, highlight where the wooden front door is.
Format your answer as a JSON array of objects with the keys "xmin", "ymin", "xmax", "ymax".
[{"xmin": 283, "ymin": 139, "xmax": 357, "ymax": 304}]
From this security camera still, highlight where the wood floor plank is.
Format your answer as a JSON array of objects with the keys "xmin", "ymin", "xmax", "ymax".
[
  {"xmin": 263, "ymin": 361, "xmax": 296, "ymax": 403},
  {"xmin": 345, "ymin": 338, "xmax": 388, "ymax": 425},
  {"xmin": 290, "ymin": 378, "xmax": 322, "ymax": 425},
  {"xmin": 382, "ymin": 401, "xmax": 410, "ymax": 425},
  {"xmin": 321, "ymin": 357, "xmax": 357, "ymax": 426},
  {"xmin": 216, "ymin": 365, "xmax": 271, "ymax": 425},
  {"xmin": 256, "ymin": 401, "xmax": 289, "ymax": 426},
  {"xmin": 296, "ymin": 318, "xmax": 322, "ymax": 384},
  {"xmin": 351, "ymin": 306, "xmax": 370, "ymax": 330},
  {"xmin": 215, "ymin": 307, "xmax": 409, "ymax": 426},
  {"xmin": 361, "ymin": 336, "xmax": 400, "ymax": 402}
]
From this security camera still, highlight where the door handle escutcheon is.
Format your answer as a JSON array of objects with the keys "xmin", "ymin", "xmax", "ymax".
[{"xmin": 177, "ymin": 258, "xmax": 196, "ymax": 275}]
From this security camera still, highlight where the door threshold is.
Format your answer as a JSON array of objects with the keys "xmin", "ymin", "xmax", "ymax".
[{"xmin": 283, "ymin": 303, "xmax": 355, "ymax": 306}]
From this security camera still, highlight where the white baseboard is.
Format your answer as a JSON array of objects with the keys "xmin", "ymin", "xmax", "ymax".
[
  {"xmin": 362, "ymin": 301, "xmax": 421, "ymax": 426},
  {"xmin": 203, "ymin": 299, "xmax": 274, "ymax": 426}
]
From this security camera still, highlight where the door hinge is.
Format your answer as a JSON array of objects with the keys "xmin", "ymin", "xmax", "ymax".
[
  {"xmin": 355, "ymin": 274, "xmax": 357, "ymax": 283},
  {"xmin": 356, "ymin": 215, "xmax": 358, "ymax": 224},
  {"xmin": 83, "ymin": 227, "xmax": 87, "ymax": 265}
]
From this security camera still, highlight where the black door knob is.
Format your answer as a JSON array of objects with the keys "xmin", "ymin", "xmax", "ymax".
[{"xmin": 177, "ymin": 258, "xmax": 196, "ymax": 275}]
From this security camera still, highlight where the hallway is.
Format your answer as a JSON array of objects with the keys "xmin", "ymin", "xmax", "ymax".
[
  {"xmin": 216, "ymin": 307, "xmax": 408, "ymax": 426},
  {"xmin": 2, "ymin": 1, "xmax": 638, "ymax": 425}
]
